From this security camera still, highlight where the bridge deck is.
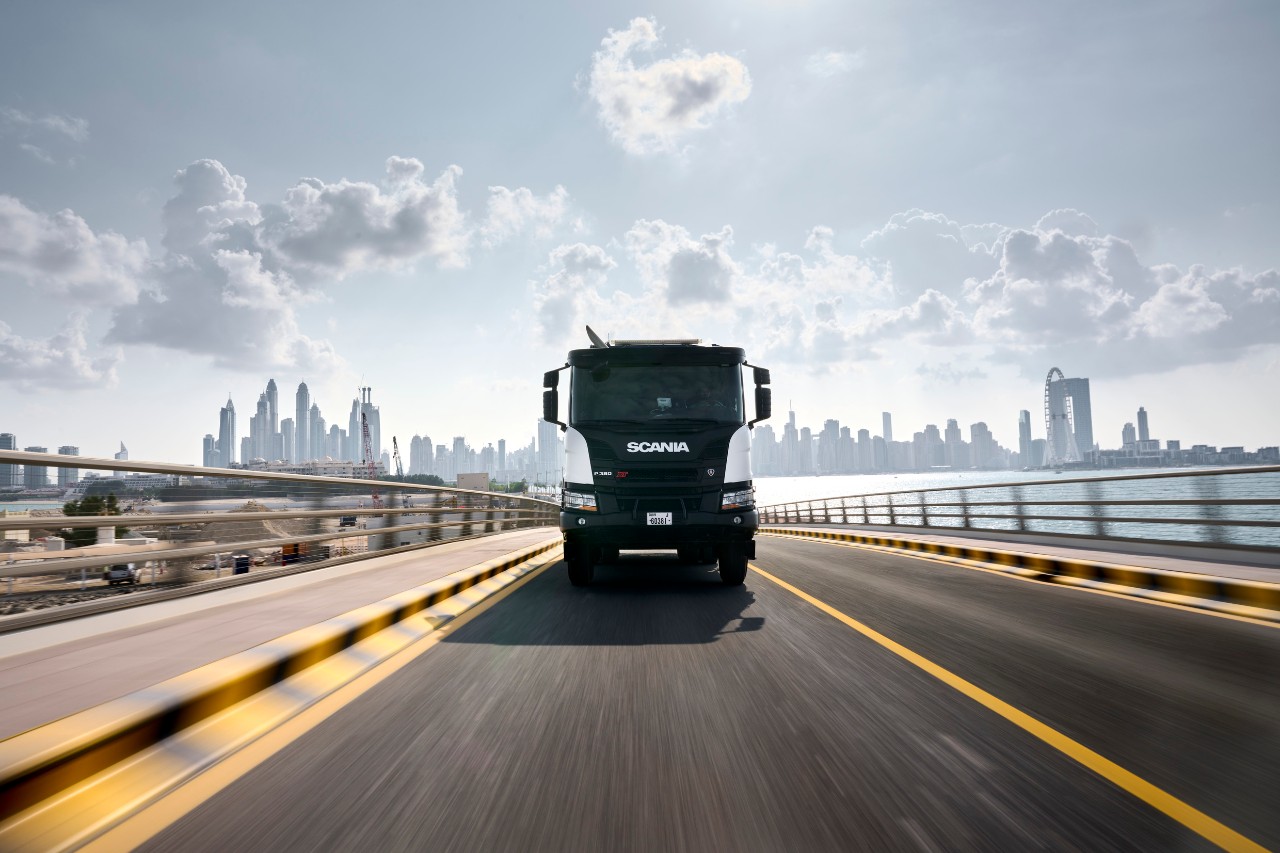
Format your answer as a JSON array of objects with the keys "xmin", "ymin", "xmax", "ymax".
[{"xmin": 0, "ymin": 528, "xmax": 558, "ymax": 739}]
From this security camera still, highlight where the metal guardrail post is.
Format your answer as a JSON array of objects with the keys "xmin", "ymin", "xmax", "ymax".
[
  {"xmin": 887, "ymin": 494, "xmax": 896, "ymax": 526},
  {"xmin": 462, "ymin": 509, "xmax": 474, "ymax": 537},
  {"xmin": 841, "ymin": 498, "xmax": 849, "ymax": 524},
  {"xmin": 823, "ymin": 501, "xmax": 831, "ymax": 524},
  {"xmin": 958, "ymin": 489, "xmax": 968, "ymax": 529},
  {"xmin": 1085, "ymin": 480, "xmax": 1106, "ymax": 537},
  {"xmin": 1011, "ymin": 485, "xmax": 1026, "ymax": 532},
  {"xmin": 1196, "ymin": 476, "xmax": 1229, "ymax": 545},
  {"xmin": 921, "ymin": 492, "xmax": 931, "ymax": 528},
  {"xmin": 860, "ymin": 496, "xmax": 868, "ymax": 525}
]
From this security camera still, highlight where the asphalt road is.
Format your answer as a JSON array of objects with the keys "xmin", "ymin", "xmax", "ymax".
[{"xmin": 145, "ymin": 535, "xmax": 1280, "ymax": 852}]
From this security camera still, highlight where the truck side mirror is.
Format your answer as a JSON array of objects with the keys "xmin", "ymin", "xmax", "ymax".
[
  {"xmin": 753, "ymin": 387, "xmax": 771, "ymax": 423},
  {"xmin": 543, "ymin": 370, "xmax": 559, "ymax": 389},
  {"xmin": 543, "ymin": 389, "xmax": 559, "ymax": 423},
  {"xmin": 753, "ymin": 366, "xmax": 771, "ymax": 386}
]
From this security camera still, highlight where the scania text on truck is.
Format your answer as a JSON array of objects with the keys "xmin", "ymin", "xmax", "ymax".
[{"xmin": 543, "ymin": 327, "xmax": 772, "ymax": 586}]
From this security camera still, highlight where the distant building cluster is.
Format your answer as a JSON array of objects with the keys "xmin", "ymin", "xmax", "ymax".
[
  {"xmin": 200, "ymin": 377, "xmax": 566, "ymax": 487},
  {"xmin": 751, "ymin": 410, "xmax": 1024, "ymax": 475},
  {"xmin": 204, "ymin": 380, "xmax": 384, "ymax": 473},
  {"xmin": 747, "ymin": 367, "xmax": 1277, "ymax": 476}
]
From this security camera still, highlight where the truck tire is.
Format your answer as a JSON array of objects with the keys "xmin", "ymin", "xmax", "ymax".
[
  {"xmin": 718, "ymin": 542, "xmax": 748, "ymax": 586},
  {"xmin": 566, "ymin": 541, "xmax": 594, "ymax": 587}
]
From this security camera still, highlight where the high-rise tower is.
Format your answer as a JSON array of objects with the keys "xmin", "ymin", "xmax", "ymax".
[
  {"xmin": 296, "ymin": 382, "xmax": 311, "ymax": 462},
  {"xmin": 1137, "ymin": 407, "xmax": 1149, "ymax": 443},
  {"xmin": 1044, "ymin": 369, "xmax": 1093, "ymax": 465},
  {"xmin": 0, "ymin": 432, "xmax": 16, "ymax": 488},
  {"xmin": 266, "ymin": 379, "xmax": 278, "ymax": 435},
  {"xmin": 219, "ymin": 396, "xmax": 236, "ymax": 467},
  {"xmin": 1018, "ymin": 410, "xmax": 1033, "ymax": 466}
]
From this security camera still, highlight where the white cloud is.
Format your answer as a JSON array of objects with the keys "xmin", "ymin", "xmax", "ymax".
[
  {"xmin": 270, "ymin": 157, "xmax": 470, "ymax": 274},
  {"xmin": 625, "ymin": 219, "xmax": 739, "ymax": 304},
  {"xmin": 0, "ymin": 194, "xmax": 149, "ymax": 305},
  {"xmin": 805, "ymin": 50, "xmax": 864, "ymax": 78},
  {"xmin": 0, "ymin": 313, "xmax": 120, "ymax": 389},
  {"xmin": 480, "ymin": 185, "xmax": 570, "ymax": 246},
  {"xmin": 531, "ymin": 243, "xmax": 617, "ymax": 340},
  {"xmin": 18, "ymin": 143, "xmax": 55, "ymax": 164},
  {"xmin": 1, "ymin": 107, "xmax": 89, "ymax": 143},
  {"xmin": 587, "ymin": 17, "xmax": 751, "ymax": 156},
  {"xmin": 860, "ymin": 208, "xmax": 999, "ymax": 298},
  {"xmin": 1034, "ymin": 208, "xmax": 1099, "ymax": 238}
]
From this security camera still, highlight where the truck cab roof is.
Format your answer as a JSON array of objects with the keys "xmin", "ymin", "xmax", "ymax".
[{"xmin": 567, "ymin": 344, "xmax": 746, "ymax": 368}]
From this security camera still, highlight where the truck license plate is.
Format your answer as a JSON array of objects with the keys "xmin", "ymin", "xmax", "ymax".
[{"xmin": 646, "ymin": 512, "xmax": 672, "ymax": 526}]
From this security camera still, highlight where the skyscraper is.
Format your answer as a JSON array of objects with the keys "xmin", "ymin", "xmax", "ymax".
[
  {"xmin": 1045, "ymin": 370, "xmax": 1093, "ymax": 464},
  {"xmin": 23, "ymin": 447, "xmax": 48, "ymax": 488},
  {"xmin": 310, "ymin": 403, "xmax": 325, "ymax": 460},
  {"xmin": 882, "ymin": 412, "xmax": 893, "ymax": 444},
  {"xmin": 114, "ymin": 443, "xmax": 128, "ymax": 461},
  {"xmin": 1122, "ymin": 422, "xmax": 1136, "ymax": 448},
  {"xmin": 202, "ymin": 434, "xmax": 218, "ymax": 468},
  {"xmin": 296, "ymin": 382, "xmax": 311, "ymax": 462},
  {"xmin": 1137, "ymin": 407, "xmax": 1149, "ymax": 443},
  {"xmin": 265, "ymin": 379, "xmax": 279, "ymax": 436},
  {"xmin": 1018, "ymin": 410, "xmax": 1033, "ymax": 467},
  {"xmin": 57, "ymin": 446, "xmax": 79, "ymax": 487},
  {"xmin": 0, "ymin": 432, "xmax": 16, "ymax": 488},
  {"xmin": 219, "ymin": 397, "xmax": 236, "ymax": 467},
  {"xmin": 281, "ymin": 418, "xmax": 295, "ymax": 464}
]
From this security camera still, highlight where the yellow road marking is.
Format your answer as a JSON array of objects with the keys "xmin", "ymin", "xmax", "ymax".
[
  {"xmin": 748, "ymin": 563, "xmax": 1268, "ymax": 853},
  {"xmin": 79, "ymin": 555, "xmax": 557, "ymax": 852},
  {"xmin": 760, "ymin": 532, "xmax": 1280, "ymax": 629}
]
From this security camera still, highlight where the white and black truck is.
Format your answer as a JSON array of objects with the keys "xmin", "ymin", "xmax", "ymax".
[{"xmin": 543, "ymin": 328, "xmax": 772, "ymax": 586}]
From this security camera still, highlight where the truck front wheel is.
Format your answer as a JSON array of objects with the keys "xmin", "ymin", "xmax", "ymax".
[
  {"xmin": 566, "ymin": 541, "xmax": 594, "ymax": 587},
  {"xmin": 718, "ymin": 542, "xmax": 748, "ymax": 586}
]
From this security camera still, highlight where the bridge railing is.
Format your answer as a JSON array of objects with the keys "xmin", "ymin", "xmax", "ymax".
[
  {"xmin": 758, "ymin": 466, "xmax": 1280, "ymax": 552},
  {"xmin": 0, "ymin": 449, "xmax": 558, "ymax": 594}
]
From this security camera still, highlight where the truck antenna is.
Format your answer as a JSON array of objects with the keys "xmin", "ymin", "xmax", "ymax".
[{"xmin": 585, "ymin": 325, "xmax": 609, "ymax": 349}]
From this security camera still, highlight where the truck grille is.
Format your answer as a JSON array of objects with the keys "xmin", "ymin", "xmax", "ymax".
[{"xmin": 623, "ymin": 468, "xmax": 698, "ymax": 482}]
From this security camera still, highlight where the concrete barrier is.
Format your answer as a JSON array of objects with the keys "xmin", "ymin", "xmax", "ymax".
[
  {"xmin": 0, "ymin": 537, "xmax": 561, "ymax": 822},
  {"xmin": 759, "ymin": 527, "xmax": 1280, "ymax": 620}
]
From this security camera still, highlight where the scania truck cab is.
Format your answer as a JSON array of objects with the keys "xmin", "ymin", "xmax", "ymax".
[{"xmin": 543, "ymin": 329, "xmax": 772, "ymax": 586}]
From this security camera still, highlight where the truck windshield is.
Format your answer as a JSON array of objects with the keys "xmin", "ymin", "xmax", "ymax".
[{"xmin": 571, "ymin": 364, "xmax": 743, "ymax": 426}]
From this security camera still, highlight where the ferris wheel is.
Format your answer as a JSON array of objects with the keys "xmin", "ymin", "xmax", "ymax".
[{"xmin": 1043, "ymin": 367, "xmax": 1081, "ymax": 466}]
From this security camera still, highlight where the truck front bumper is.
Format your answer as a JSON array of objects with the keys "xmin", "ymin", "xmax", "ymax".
[{"xmin": 559, "ymin": 508, "xmax": 758, "ymax": 550}]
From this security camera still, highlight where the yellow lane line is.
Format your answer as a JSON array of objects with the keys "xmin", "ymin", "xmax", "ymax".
[
  {"xmin": 748, "ymin": 563, "xmax": 1267, "ymax": 853},
  {"xmin": 760, "ymin": 533, "xmax": 1280, "ymax": 630},
  {"xmin": 79, "ymin": 555, "xmax": 558, "ymax": 853}
]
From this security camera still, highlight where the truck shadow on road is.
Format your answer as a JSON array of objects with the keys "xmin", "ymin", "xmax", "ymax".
[{"xmin": 443, "ymin": 553, "xmax": 764, "ymax": 646}]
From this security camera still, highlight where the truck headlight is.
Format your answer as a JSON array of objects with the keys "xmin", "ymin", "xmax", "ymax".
[
  {"xmin": 721, "ymin": 488, "xmax": 754, "ymax": 510},
  {"xmin": 563, "ymin": 489, "xmax": 597, "ymax": 511}
]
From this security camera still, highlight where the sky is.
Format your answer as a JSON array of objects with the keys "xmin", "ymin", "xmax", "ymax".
[{"xmin": 1, "ymin": 0, "xmax": 1278, "ymax": 464}]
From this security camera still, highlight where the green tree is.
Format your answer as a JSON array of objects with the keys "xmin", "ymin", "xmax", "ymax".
[{"xmin": 61, "ymin": 493, "xmax": 127, "ymax": 548}]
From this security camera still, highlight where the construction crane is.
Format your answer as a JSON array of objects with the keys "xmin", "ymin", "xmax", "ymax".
[
  {"xmin": 392, "ymin": 436, "xmax": 405, "ymax": 478},
  {"xmin": 361, "ymin": 411, "xmax": 382, "ymax": 509}
]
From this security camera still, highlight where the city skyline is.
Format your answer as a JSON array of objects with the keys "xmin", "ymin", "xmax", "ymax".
[{"xmin": 3, "ymin": 359, "xmax": 1275, "ymax": 489}]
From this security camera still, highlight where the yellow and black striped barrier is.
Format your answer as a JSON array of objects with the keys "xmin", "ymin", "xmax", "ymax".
[
  {"xmin": 759, "ymin": 526, "xmax": 1280, "ymax": 620},
  {"xmin": 0, "ymin": 537, "xmax": 562, "ymax": 823}
]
